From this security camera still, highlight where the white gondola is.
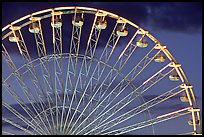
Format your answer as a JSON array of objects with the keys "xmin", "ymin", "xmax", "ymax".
[
  {"xmin": 9, "ymin": 33, "xmax": 20, "ymax": 42},
  {"xmin": 188, "ymin": 119, "xmax": 199, "ymax": 125},
  {"xmin": 72, "ymin": 16, "xmax": 84, "ymax": 27},
  {"xmin": 116, "ymin": 26, "xmax": 128, "ymax": 36},
  {"xmin": 95, "ymin": 20, "xmax": 107, "ymax": 30},
  {"xmin": 51, "ymin": 18, "xmax": 62, "ymax": 28},
  {"xmin": 136, "ymin": 39, "xmax": 148, "ymax": 48},
  {"xmin": 29, "ymin": 22, "xmax": 40, "ymax": 33},
  {"xmin": 180, "ymin": 95, "xmax": 188, "ymax": 102},
  {"xmin": 169, "ymin": 74, "xmax": 180, "ymax": 81},
  {"xmin": 154, "ymin": 54, "xmax": 166, "ymax": 62}
]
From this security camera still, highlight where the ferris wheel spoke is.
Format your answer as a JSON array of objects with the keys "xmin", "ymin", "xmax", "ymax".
[
  {"xmin": 2, "ymin": 43, "xmax": 40, "ymax": 110},
  {"xmin": 38, "ymin": 57, "xmax": 58, "ymax": 132},
  {"xmin": 2, "ymin": 131, "xmax": 15, "ymax": 135},
  {"xmin": 2, "ymin": 78, "xmax": 48, "ymax": 133},
  {"xmin": 2, "ymin": 77, "xmax": 53, "ymax": 134},
  {"xmin": 88, "ymin": 84, "xmax": 185, "ymax": 134},
  {"xmin": 9, "ymin": 26, "xmax": 54, "ymax": 124},
  {"xmin": 75, "ymin": 61, "xmax": 174, "ymax": 135},
  {"xmin": 2, "ymin": 117, "xmax": 35, "ymax": 135},
  {"xmin": 29, "ymin": 18, "xmax": 57, "ymax": 117},
  {"xmin": 89, "ymin": 40, "xmax": 148, "ymax": 121},
  {"xmin": 2, "ymin": 6, "xmax": 201, "ymax": 135},
  {"xmin": 23, "ymin": 64, "xmax": 53, "ymax": 133},
  {"xmin": 65, "ymin": 12, "xmax": 101, "ymax": 132},
  {"xmin": 2, "ymin": 101, "xmax": 46, "ymax": 134},
  {"xmin": 85, "ymin": 45, "xmax": 160, "ymax": 123},
  {"xmin": 101, "ymin": 107, "xmax": 191, "ymax": 135},
  {"xmin": 79, "ymin": 19, "xmax": 118, "ymax": 94},
  {"xmin": 2, "ymin": 46, "xmax": 52, "ymax": 132},
  {"xmin": 89, "ymin": 44, "xmax": 161, "ymax": 120},
  {"xmin": 63, "ymin": 8, "xmax": 84, "ymax": 133},
  {"xmin": 51, "ymin": 10, "xmax": 64, "ymax": 132},
  {"xmin": 66, "ymin": 19, "xmax": 123, "ymax": 134},
  {"xmin": 30, "ymin": 18, "xmax": 56, "ymax": 107}
]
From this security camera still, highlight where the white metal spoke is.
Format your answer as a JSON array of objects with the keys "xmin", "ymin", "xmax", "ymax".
[
  {"xmin": 75, "ymin": 62, "xmax": 173, "ymax": 134},
  {"xmin": 101, "ymin": 107, "xmax": 191, "ymax": 135},
  {"xmin": 67, "ymin": 21, "xmax": 123, "ymax": 134},
  {"xmin": 2, "ymin": 52, "xmax": 50, "ymax": 132},
  {"xmin": 9, "ymin": 27, "xmax": 52, "ymax": 124},
  {"xmin": 2, "ymin": 117, "xmax": 35, "ymax": 135},
  {"xmin": 63, "ymin": 8, "xmax": 83, "ymax": 133},
  {"xmin": 2, "ymin": 77, "xmax": 52, "ymax": 134},
  {"xmin": 72, "ymin": 45, "xmax": 160, "ymax": 134},
  {"xmin": 2, "ymin": 101, "xmax": 45, "ymax": 134},
  {"xmin": 2, "ymin": 6, "xmax": 201, "ymax": 135},
  {"xmin": 87, "ymin": 85, "xmax": 185, "ymax": 134},
  {"xmin": 64, "ymin": 13, "xmax": 103, "ymax": 134}
]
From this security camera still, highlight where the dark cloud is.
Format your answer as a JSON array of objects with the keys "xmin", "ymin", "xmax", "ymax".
[
  {"xmin": 144, "ymin": 2, "xmax": 202, "ymax": 32},
  {"xmin": 94, "ymin": 2, "xmax": 202, "ymax": 33},
  {"xmin": 2, "ymin": 2, "xmax": 201, "ymax": 57},
  {"xmin": 2, "ymin": 2, "xmax": 201, "ymax": 33}
]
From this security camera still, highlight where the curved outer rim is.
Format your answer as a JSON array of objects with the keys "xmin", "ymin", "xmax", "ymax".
[
  {"xmin": 1, "ymin": 6, "xmax": 190, "ymax": 85},
  {"xmin": 2, "ymin": 6, "xmax": 201, "ymax": 134}
]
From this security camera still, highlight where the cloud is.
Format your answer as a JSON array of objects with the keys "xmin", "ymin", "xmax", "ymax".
[
  {"xmin": 93, "ymin": 2, "xmax": 202, "ymax": 33},
  {"xmin": 2, "ymin": 2, "xmax": 201, "ymax": 57},
  {"xmin": 143, "ymin": 2, "xmax": 202, "ymax": 33}
]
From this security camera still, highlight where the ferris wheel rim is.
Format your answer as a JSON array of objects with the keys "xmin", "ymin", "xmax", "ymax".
[
  {"xmin": 2, "ymin": 5, "xmax": 201, "ymax": 135},
  {"xmin": 2, "ymin": 6, "xmax": 191, "ymax": 86}
]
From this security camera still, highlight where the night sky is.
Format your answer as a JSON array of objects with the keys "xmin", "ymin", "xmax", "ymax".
[{"xmin": 2, "ymin": 2, "xmax": 202, "ymax": 135}]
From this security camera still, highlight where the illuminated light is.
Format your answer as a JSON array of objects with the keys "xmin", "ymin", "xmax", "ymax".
[
  {"xmin": 154, "ymin": 44, "xmax": 167, "ymax": 50},
  {"xmin": 51, "ymin": 11, "xmax": 63, "ymax": 15},
  {"xmin": 117, "ymin": 19, "xmax": 126, "ymax": 24},
  {"xmin": 116, "ymin": 26, "xmax": 128, "ymax": 36},
  {"xmin": 51, "ymin": 18, "xmax": 62, "ymax": 28},
  {"xmin": 9, "ymin": 26, "xmax": 21, "ymax": 31},
  {"xmin": 95, "ymin": 12, "xmax": 107, "ymax": 16},
  {"xmin": 72, "ymin": 16, "xmax": 84, "ymax": 27},
  {"xmin": 154, "ymin": 54, "xmax": 166, "ymax": 62},
  {"xmin": 168, "ymin": 62, "xmax": 181, "ymax": 68},
  {"xmin": 29, "ymin": 23, "xmax": 40, "ymax": 33},
  {"xmin": 29, "ymin": 17, "xmax": 41, "ymax": 21},
  {"xmin": 136, "ymin": 39, "xmax": 148, "ymax": 48},
  {"xmin": 169, "ymin": 73, "xmax": 180, "ymax": 81},
  {"xmin": 157, "ymin": 107, "xmax": 191, "ymax": 119},
  {"xmin": 95, "ymin": 20, "xmax": 107, "ymax": 30},
  {"xmin": 179, "ymin": 84, "xmax": 193, "ymax": 89},
  {"xmin": 180, "ymin": 96, "xmax": 189, "ymax": 102}
]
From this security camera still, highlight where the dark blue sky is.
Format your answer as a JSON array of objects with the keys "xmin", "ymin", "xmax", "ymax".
[
  {"xmin": 2, "ymin": 2, "xmax": 202, "ymax": 135},
  {"xmin": 2, "ymin": 2, "xmax": 202, "ymax": 32}
]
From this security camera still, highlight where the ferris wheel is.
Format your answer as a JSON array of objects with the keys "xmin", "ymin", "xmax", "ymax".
[{"xmin": 2, "ymin": 6, "xmax": 202, "ymax": 135}]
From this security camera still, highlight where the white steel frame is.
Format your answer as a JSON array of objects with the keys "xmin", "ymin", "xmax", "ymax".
[{"xmin": 2, "ymin": 6, "xmax": 201, "ymax": 135}]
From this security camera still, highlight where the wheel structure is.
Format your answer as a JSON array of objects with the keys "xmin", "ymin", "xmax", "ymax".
[{"xmin": 2, "ymin": 6, "xmax": 202, "ymax": 135}]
